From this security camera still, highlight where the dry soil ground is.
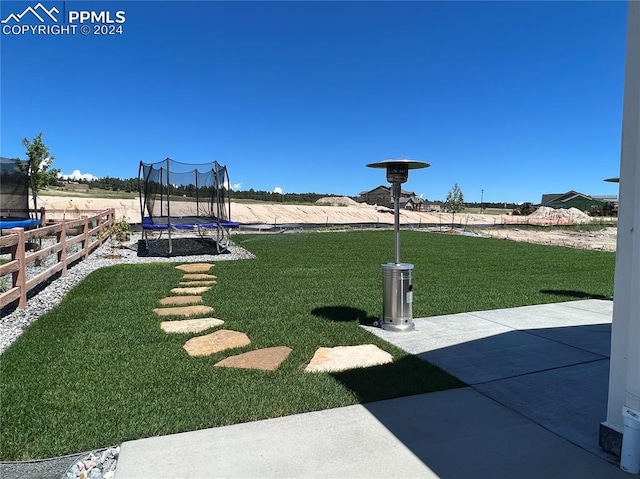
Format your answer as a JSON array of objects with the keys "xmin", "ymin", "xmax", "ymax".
[
  {"xmin": 475, "ymin": 227, "xmax": 617, "ymax": 252},
  {"xmin": 36, "ymin": 195, "xmax": 617, "ymax": 252}
]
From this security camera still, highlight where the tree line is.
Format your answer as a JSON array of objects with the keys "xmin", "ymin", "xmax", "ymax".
[
  {"xmin": 70, "ymin": 176, "xmax": 346, "ymax": 203},
  {"xmin": 69, "ymin": 176, "xmax": 520, "ymax": 208}
]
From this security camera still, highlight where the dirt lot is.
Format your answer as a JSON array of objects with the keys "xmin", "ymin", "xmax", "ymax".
[
  {"xmin": 36, "ymin": 195, "xmax": 618, "ymax": 252},
  {"xmin": 36, "ymin": 194, "xmax": 501, "ymax": 226},
  {"xmin": 474, "ymin": 227, "xmax": 617, "ymax": 252}
]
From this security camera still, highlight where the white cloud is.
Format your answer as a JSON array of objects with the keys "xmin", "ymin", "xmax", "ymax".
[
  {"xmin": 222, "ymin": 180, "xmax": 242, "ymax": 191},
  {"xmin": 61, "ymin": 170, "xmax": 98, "ymax": 181},
  {"xmin": 273, "ymin": 186, "xmax": 283, "ymax": 194},
  {"xmin": 39, "ymin": 157, "xmax": 53, "ymax": 171}
]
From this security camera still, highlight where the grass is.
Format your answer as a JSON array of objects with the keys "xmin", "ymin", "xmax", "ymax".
[
  {"xmin": 558, "ymin": 220, "xmax": 617, "ymax": 231},
  {"xmin": 524, "ymin": 221, "xmax": 618, "ymax": 232},
  {"xmin": 459, "ymin": 207, "xmax": 510, "ymax": 215},
  {"xmin": 0, "ymin": 230, "xmax": 615, "ymax": 460}
]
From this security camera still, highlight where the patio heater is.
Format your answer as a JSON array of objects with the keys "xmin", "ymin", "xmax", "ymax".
[{"xmin": 367, "ymin": 158, "xmax": 430, "ymax": 332}]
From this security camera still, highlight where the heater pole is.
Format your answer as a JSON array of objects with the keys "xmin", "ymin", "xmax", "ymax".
[{"xmin": 393, "ymin": 182, "xmax": 401, "ymax": 264}]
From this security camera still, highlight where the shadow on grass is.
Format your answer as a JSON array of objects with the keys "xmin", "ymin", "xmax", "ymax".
[
  {"xmin": 540, "ymin": 289, "xmax": 612, "ymax": 300},
  {"xmin": 329, "ymin": 355, "xmax": 465, "ymax": 403},
  {"xmin": 311, "ymin": 305, "xmax": 378, "ymax": 325}
]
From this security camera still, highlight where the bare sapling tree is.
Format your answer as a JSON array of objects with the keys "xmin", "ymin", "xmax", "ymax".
[
  {"xmin": 444, "ymin": 182, "xmax": 465, "ymax": 225},
  {"xmin": 21, "ymin": 133, "xmax": 60, "ymax": 212}
]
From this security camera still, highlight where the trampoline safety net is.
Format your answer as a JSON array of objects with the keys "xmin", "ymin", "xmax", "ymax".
[
  {"xmin": 1, "ymin": 157, "xmax": 30, "ymax": 212},
  {"xmin": 1, "ymin": 157, "xmax": 41, "ymax": 229},
  {"xmin": 138, "ymin": 158, "xmax": 238, "ymax": 256}
]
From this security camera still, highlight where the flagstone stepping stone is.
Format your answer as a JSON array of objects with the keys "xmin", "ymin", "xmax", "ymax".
[
  {"xmin": 153, "ymin": 305, "xmax": 214, "ymax": 317},
  {"xmin": 161, "ymin": 318, "xmax": 224, "ymax": 334},
  {"xmin": 214, "ymin": 346, "xmax": 292, "ymax": 371},
  {"xmin": 179, "ymin": 280, "xmax": 217, "ymax": 287},
  {"xmin": 304, "ymin": 344, "xmax": 393, "ymax": 373},
  {"xmin": 159, "ymin": 295, "xmax": 203, "ymax": 306},
  {"xmin": 182, "ymin": 274, "xmax": 216, "ymax": 280},
  {"xmin": 170, "ymin": 286, "xmax": 212, "ymax": 295},
  {"xmin": 176, "ymin": 263, "xmax": 214, "ymax": 273},
  {"xmin": 183, "ymin": 330, "xmax": 250, "ymax": 357}
]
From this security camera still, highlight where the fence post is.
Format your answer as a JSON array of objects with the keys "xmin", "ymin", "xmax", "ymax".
[
  {"xmin": 58, "ymin": 221, "xmax": 68, "ymax": 277},
  {"xmin": 83, "ymin": 216, "xmax": 89, "ymax": 259},
  {"xmin": 97, "ymin": 212, "xmax": 104, "ymax": 240},
  {"xmin": 10, "ymin": 228, "xmax": 27, "ymax": 308}
]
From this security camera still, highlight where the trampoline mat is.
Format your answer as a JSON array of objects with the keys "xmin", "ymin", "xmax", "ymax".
[{"xmin": 137, "ymin": 237, "xmax": 229, "ymax": 257}]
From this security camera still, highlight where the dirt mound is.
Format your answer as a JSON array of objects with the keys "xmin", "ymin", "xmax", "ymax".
[
  {"xmin": 315, "ymin": 196, "xmax": 360, "ymax": 207},
  {"xmin": 529, "ymin": 206, "xmax": 591, "ymax": 224}
]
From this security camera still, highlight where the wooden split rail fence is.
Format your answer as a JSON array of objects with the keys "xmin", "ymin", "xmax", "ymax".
[{"xmin": 0, "ymin": 208, "xmax": 116, "ymax": 310}]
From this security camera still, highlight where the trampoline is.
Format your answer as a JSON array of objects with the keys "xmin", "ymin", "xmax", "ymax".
[
  {"xmin": 0, "ymin": 157, "xmax": 41, "ymax": 231},
  {"xmin": 0, "ymin": 217, "xmax": 40, "ymax": 229},
  {"xmin": 138, "ymin": 158, "xmax": 239, "ymax": 255}
]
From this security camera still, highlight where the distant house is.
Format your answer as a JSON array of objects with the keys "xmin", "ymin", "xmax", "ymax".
[
  {"xmin": 358, "ymin": 185, "xmax": 393, "ymax": 207},
  {"xmin": 358, "ymin": 185, "xmax": 421, "ymax": 210},
  {"xmin": 425, "ymin": 203, "xmax": 442, "ymax": 213},
  {"xmin": 540, "ymin": 190, "xmax": 607, "ymax": 211},
  {"xmin": 400, "ymin": 196, "xmax": 418, "ymax": 211}
]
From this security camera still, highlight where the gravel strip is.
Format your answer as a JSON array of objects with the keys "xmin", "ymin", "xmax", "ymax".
[{"xmin": 0, "ymin": 233, "xmax": 255, "ymax": 479}]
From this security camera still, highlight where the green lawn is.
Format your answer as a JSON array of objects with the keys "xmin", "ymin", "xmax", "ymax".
[{"xmin": 0, "ymin": 230, "xmax": 615, "ymax": 460}]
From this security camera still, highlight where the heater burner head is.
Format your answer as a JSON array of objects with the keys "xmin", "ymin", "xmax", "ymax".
[{"xmin": 366, "ymin": 158, "xmax": 430, "ymax": 184}]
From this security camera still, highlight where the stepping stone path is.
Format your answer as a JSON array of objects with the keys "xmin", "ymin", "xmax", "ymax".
[
  {"xmin": 183, "ymin": 330, "xmax": 250, "ymax": 357},
  {"xmin": 159, "ymin": 295, "xmax": 203, "ymax": 306},
  {"xmin": 304, "ymin": 344, "xmax": 393, "ymax": 373},
  {"xmin": 151, "ymin": 263, "xmax": 393, "ymax": 374},
  {"xmin": 161, "ymin": 318, "xmax": 225, "ymax": 334},
  {"xmin": 175, "ymin": 263, "xmax": 215, "ymax": 273},
  {"xmin": 170, "ymin": 286, "xmax": 212, "ymax": 295},
  {"xmin": 215, "ymin": 346, "xmax": 292, "ymax": 371},
  {"xmin": 182, "ymin": 273, "xmax": 217, "ymax": 280},
  {"xmin": 154, "ymin": 305, "xmax": 214, "ymax": 317},
  {"xmin": 179, "ymin": 280, "xmax": 216, "ymax": 286}
]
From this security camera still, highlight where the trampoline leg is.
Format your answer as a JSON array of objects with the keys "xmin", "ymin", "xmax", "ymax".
[
  {"xmin": 223, "ymin": 228, "xmax": 229, "ymax": 251},
  {"xmin": 168, "ymin": 228, "xmax": 173, "ymax": 255}
]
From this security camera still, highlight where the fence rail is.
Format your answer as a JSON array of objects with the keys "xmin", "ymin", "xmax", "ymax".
[{"xmin": 0, "ymin": 209, "xmax": 115, "ymax": 310}]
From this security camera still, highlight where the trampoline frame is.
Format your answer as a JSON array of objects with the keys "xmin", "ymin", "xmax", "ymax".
[
  {"xmin": 0, "ymin": 217, "xmax": 41, "ymax": 230},
  {"xmin": 141, "ymin": 215, "xmax": 238, "ymax": 254}
]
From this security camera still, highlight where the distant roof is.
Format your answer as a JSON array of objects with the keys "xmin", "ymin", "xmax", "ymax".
[
  {"xmin": 359, "ymin": 185, "xmax": 416, "ymax": 196},
  {"xmin": 0, "ymin": 156, "xmax": 25, "ymax": 164},
  {"xmin": 541, "ymin": 193, "xmax": 569, "ymax": 205},
  {"xmin": 541, "ymin": 190, "xmax": 592, "ymax": 205},
  {"xmin": 0, "ymin": 156, "xmax": 29, "ymax": 175}
]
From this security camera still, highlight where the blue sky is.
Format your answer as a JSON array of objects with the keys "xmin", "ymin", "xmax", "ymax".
[{"xmin": 0, "ymin": 1, "xmax": 628, "ymax": 203}]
